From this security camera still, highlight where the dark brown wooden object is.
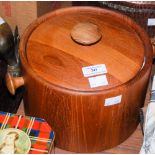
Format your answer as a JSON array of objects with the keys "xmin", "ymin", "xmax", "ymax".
[
  {"xmin": 6, "ymin": 7, "xmax": 153, "ymax": 152},
  {"xmin": 0, "ymin": 19, "xmax": 23, "ymax": 113}
]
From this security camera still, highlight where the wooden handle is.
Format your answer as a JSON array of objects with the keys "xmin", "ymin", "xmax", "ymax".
[
  {"xmin": 6, "ymin": 73, "xmax": 24, "ymax": 95},
  {"xmin": 151, "ymin": 37, "xmax": 155, "ymax": 58},
  {"xmin": 71, "ymin": 22, "xmax": 102, "ymax": 45}
]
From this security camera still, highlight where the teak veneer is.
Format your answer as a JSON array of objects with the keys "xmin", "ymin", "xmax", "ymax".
[{"xmin": 6, "ymin": 7, "xmax": 152, "ymax": 152}]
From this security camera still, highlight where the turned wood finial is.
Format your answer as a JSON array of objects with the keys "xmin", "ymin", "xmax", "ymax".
[
  {"xmin": 71, "ymin": 22, "xmax": 102, "ymax": 45},
  {"xmin": 5, "ymin": 73, "xmax": 24, "ymax": 95}
]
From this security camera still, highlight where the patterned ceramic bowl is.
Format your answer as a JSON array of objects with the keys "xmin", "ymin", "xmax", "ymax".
[{"xmin": 0, "ymin": 128, "xmax": 31, "ymax": 154}]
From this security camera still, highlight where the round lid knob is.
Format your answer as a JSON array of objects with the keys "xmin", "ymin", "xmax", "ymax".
[{"xmin": 71, "ymin": 22, "xmax": 102, "ymax": 45}]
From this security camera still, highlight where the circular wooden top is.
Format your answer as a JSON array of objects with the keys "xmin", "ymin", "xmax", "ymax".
[
  {"xmin": 25, "ymin": 7, "xmax": 145, "ymax": 92},
  {"xmin": 71, "ymin": 22, "xmax": 102, "ymax": 45}
]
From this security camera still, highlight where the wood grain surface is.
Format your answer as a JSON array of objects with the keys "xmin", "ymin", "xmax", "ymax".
[
  {"xmin": 17, "ymin": 65, "xmax": 154, "ymax": 154},
  {"xmin": 73, "ymin": 1, "xmax": 155, "ymax": 38},
  {"xmin": 16, "ymin": 101, "xmax": 144, "ymax": 154},
  {"xmin": 26, "ymin": 8, "xmax": 145, "ymax": 91},
  {"xmin": 71, "ymin": 22, "xmax": 102, "ymax": 45},
  {"xmin": 17, "ymin": 7, "xmax": 152, "ymax": 152}
]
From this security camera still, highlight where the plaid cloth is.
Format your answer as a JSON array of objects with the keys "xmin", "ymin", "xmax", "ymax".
[{"xmin": 0, "ymin": 111, "xmax": 55, "ymax": 154}]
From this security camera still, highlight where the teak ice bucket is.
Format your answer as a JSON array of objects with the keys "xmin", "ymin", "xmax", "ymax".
[{"xmin": 6, "ymin": 7, "xmax": 152, "ymax": 152}]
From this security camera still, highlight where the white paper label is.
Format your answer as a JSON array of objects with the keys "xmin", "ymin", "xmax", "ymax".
[
  {"xmin": 0, "ymin": 17, "xmax": 5, "ymax": 25},
  {"xmin": 88, "ymin": 75, "xmax": 108, "ymax": 88},
  {"xmin": 82, "ymin": 64, "xmax": 107, "ymax": 77},
  {"xmin": 105, "ymin": 95, "xmax": 122, "ymax": 106},
  {"xmin": 152, "ymin": 76, "xmax": 155, "ymax": 91},
  {"xmin": 148, "ymin": 18, "xmax": 155, "ymax": 26}
]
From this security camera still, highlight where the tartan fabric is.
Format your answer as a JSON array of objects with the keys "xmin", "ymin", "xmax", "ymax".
[{"xmin": 0, "ymin": 111, "xmax": 55, "ymax": 154}]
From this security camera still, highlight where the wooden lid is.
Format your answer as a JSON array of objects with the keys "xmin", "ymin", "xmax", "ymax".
[{"xmin": 25, "ymin": 7, "xmax": 145, "ymax": 92}]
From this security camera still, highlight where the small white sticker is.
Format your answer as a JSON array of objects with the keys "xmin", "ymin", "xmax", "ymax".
[
  {"xmin": 0, "ymin": 17, "xmax": 5, "ymax": 25},
  {"xmin": 105, "ymin": 95, "xmax": 122, "ymax": 106},
  {"xmin": 148, "ymin": 18, "xmax": 155, "ymax": 26},
  {"xmin": 88, "ymin": 75, "xmax": 108, "ymax": 88},
  {"xmin": 82, "ymin": 64, "xmax": 107, "ymax": 77},
  {"xmin": 152, "ymin": 76, "xmax": 155, "ymax": 91}
]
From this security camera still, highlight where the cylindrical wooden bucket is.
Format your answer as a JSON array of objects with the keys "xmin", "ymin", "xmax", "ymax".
[{"xmin": 6, "ymin": 7, "xmax": 153, "ymax": 152}]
